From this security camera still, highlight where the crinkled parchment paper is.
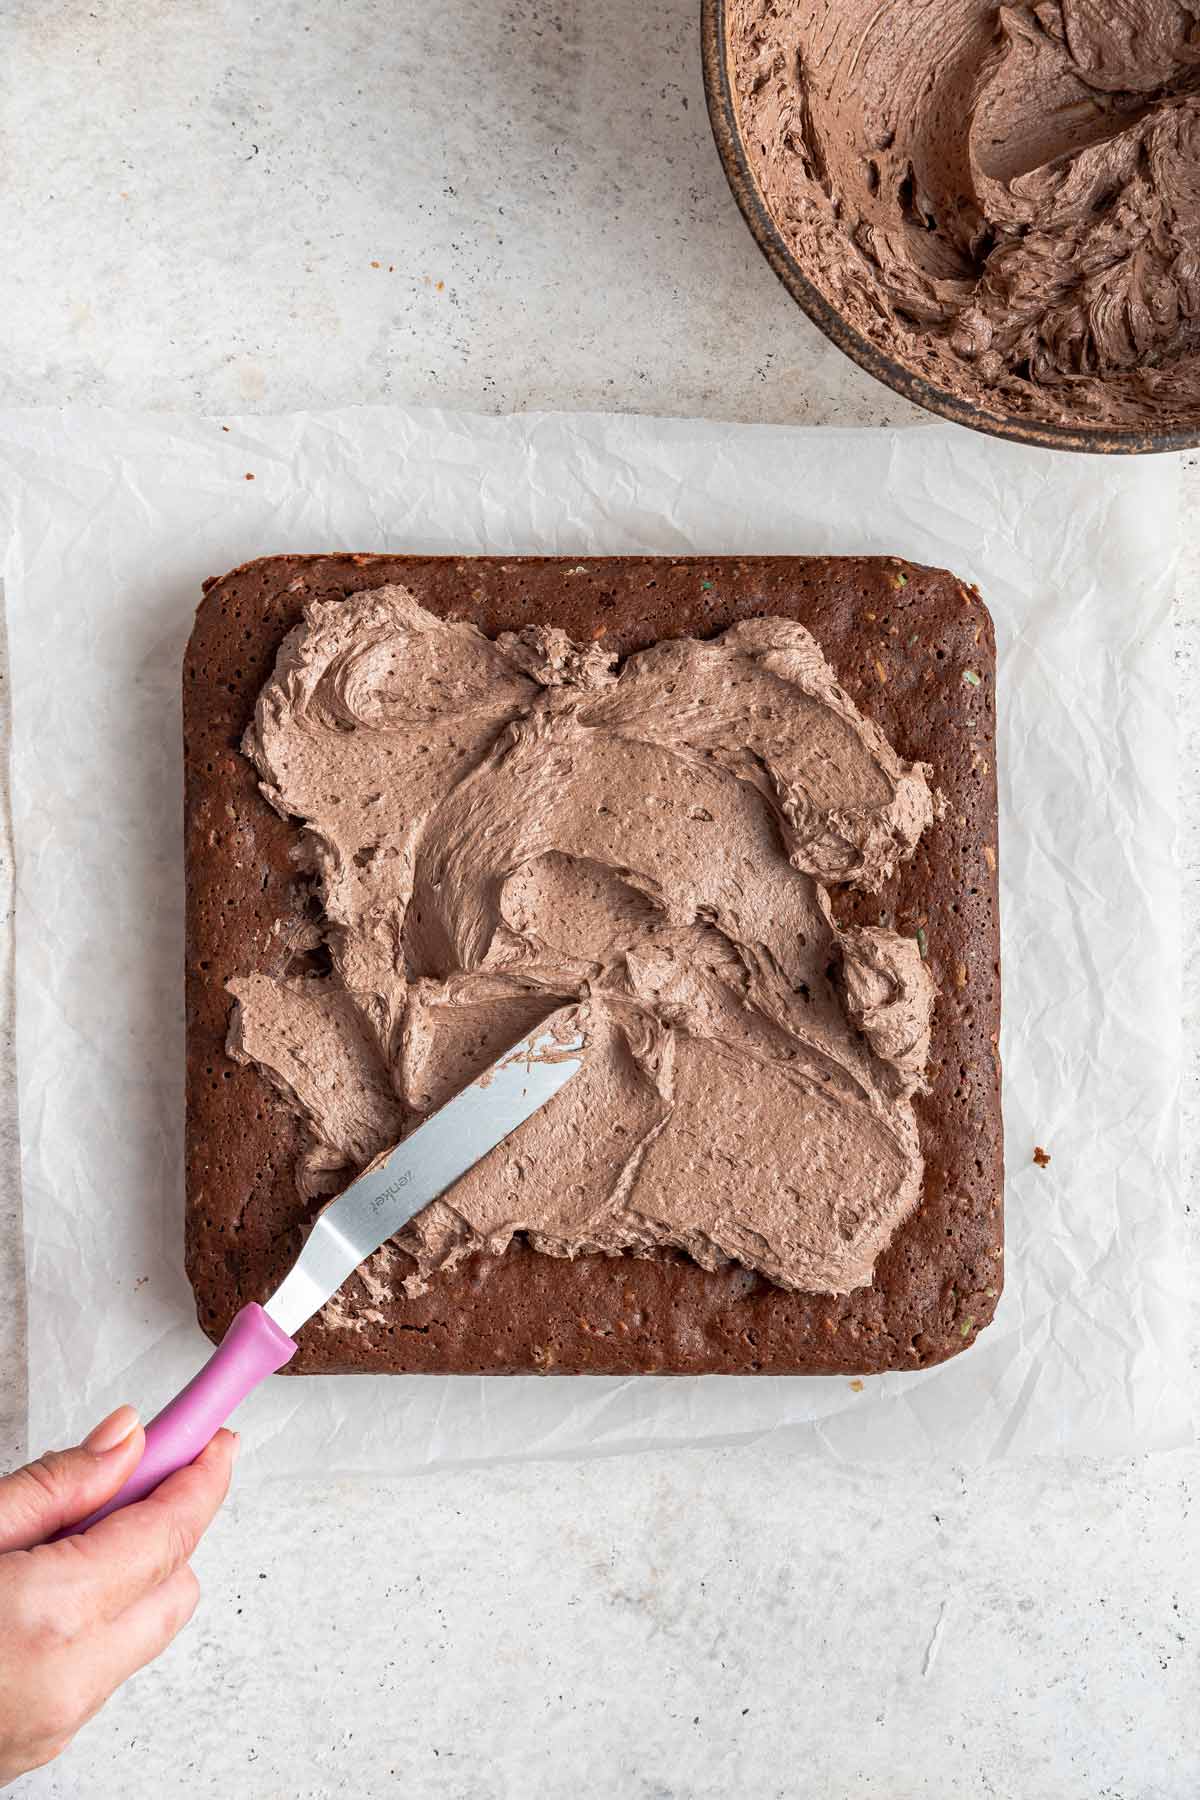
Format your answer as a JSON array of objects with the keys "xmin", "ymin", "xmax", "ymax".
[{"xmin": 0, "ymin": 406, "xmax": 1188, "ymax": 1469}]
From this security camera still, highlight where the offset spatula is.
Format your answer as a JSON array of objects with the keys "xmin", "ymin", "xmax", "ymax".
[{"xmin": 63, "ymin": 1015, "xmax": 585, "ymax": 1536}]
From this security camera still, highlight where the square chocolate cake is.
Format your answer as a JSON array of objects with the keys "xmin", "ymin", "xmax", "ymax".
[{"xmin": 185, "ymin": 555, "xmax": 1002, "ymax": 1374}]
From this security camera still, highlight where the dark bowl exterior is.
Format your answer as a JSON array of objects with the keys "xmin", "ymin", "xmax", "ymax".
[{"xmin": 701, "ymin": 0, "xmax": 1200, "ymax": 456}]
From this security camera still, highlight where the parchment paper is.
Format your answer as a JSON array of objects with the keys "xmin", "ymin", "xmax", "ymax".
[{"xmin": 0, "ymin": 406, "xmax": 1188, "ymax": 1469}]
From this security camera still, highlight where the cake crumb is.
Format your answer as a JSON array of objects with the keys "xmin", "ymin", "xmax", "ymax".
[
  {"xmin": 1033, "ymin": 1145, "xmax": 1051, "ymax": 1168},
  {"xmin": 849, "ymin": 1378, "xmax": 864, "ymax": 1393}
]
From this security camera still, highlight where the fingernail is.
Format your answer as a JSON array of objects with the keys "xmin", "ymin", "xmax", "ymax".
[{"xmin": 83, "ymin": 1404, "xmax": 140, "ymax": 1454}]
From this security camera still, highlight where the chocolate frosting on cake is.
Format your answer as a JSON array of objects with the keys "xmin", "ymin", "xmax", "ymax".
[
  {"xmin": 729, "ymin": 0, "xmax": 1200, "ymax": 428},
  {"xmin": 227, "ymin": 586, "xmax": 937, "ymax": 1299}
]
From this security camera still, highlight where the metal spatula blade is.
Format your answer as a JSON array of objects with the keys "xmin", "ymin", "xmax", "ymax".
[{"xmin": 265, "ymin": 1017, "xmax": 585, "ymax": 1337}]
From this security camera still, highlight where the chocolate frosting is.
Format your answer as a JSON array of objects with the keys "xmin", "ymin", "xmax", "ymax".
[
  {"xmin": 228, "ymin": 586, "xmax": 936, "ymax": 1299},
  {"xmin": 730, "ymin": 0, "xmax": 1200, "ymax": 429}
]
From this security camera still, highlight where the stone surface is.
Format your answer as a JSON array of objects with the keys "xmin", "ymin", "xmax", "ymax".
[
  {"xmin": 1, "ymin": 2, "xmax": 1196, "ymax": 1796},
  {"xmin": 0, "ymin": 0, "xmax": 925, "ymax": 429}
]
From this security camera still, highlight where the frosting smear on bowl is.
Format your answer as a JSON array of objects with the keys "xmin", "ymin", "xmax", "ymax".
[{"xmin": 229, "ymin": 587, "xmax": 937, "ymax": 1297}]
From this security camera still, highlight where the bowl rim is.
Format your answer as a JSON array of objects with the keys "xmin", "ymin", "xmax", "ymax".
[{"xmin": 700, "ymin": 0, "xmax": 1200, "ymax": 457}]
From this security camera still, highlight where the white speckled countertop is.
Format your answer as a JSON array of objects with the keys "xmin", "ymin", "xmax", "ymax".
[{"xmin": 2, "ymin": 3, "xmax": 1197, "ymax": 1795}]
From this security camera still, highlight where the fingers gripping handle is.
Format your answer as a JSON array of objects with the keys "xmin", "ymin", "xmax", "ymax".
[{"xmin": 57, "ymin": 1305, "xmax": 297, "ymax": 1539}]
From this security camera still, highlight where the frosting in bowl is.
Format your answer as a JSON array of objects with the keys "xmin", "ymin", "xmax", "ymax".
[{"xmin": 729, "ymin": 0, "xmax": 1200, "ymax": 430}]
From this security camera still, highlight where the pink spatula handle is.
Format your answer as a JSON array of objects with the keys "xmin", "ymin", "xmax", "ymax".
[{"xmin": 57, "ymin": 1304, "xmax": 297, "ymax": 1539}]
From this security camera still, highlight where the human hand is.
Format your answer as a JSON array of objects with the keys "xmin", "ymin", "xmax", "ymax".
[{"xmin": 0, "ymin": 1406, "xmax": 237, "ymax": 1785}]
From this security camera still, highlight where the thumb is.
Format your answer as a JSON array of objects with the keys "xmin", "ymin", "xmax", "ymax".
[{"xmin": 0, "ymin": 1406, "xmax": 145, "ymax": 1552}]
